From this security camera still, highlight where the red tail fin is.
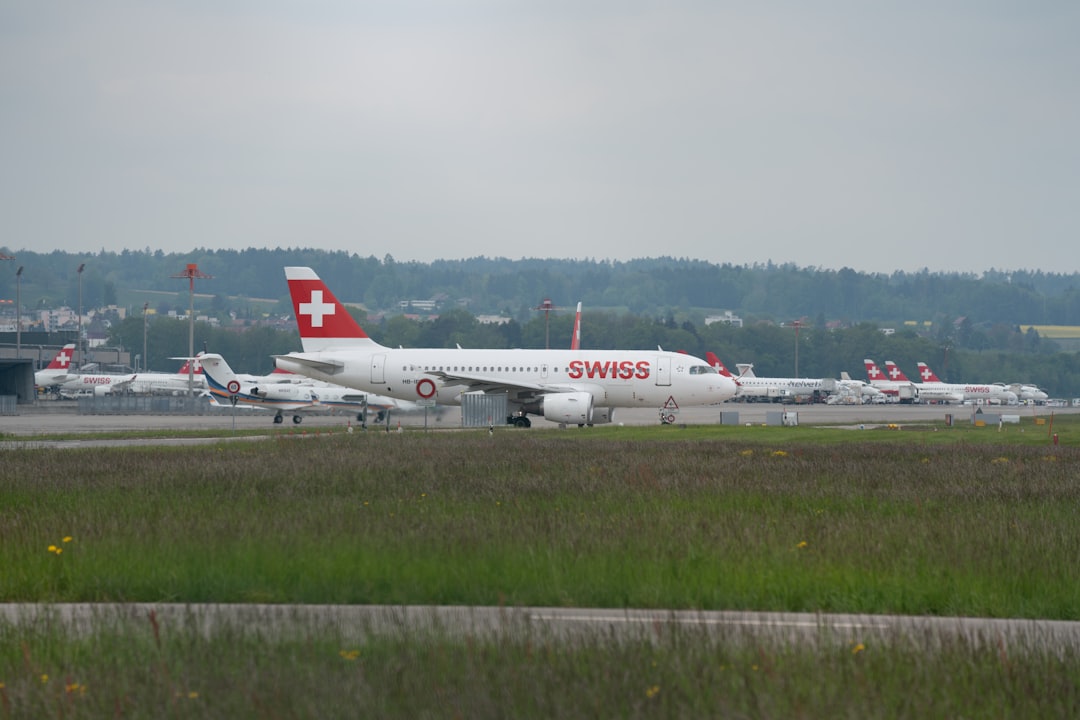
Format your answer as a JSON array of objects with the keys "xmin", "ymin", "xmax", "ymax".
[
  {"xmin": 706, "ymin": 352, "xmax": 735, "ymax": 377},
  {"xmin": 864, "ymin": 359, "xmax": 886, "ymax": 382},
  {"xmin": 916, "ymin": 362, "xmax": 942, "ymax": 382},
  {"xmin": 883, "ymin": 361, "xmax": 912, "ymax": 382},
  {"xmin": 285, "ymin": 267, "xmax": 373, "ymax": 352},
  {"xmin": 570, "ymin": 302, "xmax": 582, "ymax": 350},
  {"xmin": 46, "ymin": 344, "xmax": 75, "ymax": 370}
]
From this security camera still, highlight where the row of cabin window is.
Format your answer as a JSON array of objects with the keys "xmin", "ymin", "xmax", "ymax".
[{"xmin": 404, "ymin": 366, "xmax": 550, "ymax": 373}]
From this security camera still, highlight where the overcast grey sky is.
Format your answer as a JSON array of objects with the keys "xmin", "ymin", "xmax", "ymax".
[{"xmin": 2, "ymin": 2, "xmax": 1078, "ymax": 274}]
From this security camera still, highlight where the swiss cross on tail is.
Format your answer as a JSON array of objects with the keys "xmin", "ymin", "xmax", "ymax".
[
  {"xmin": 54, "ymin": 349, "xmax": 71, "ymax": 368},
  {"xmin": 864, "ymin": 360, "xmax": 883, "ymax": 380},
  {"xmin": 285, "ymin": 267, "xmax": 368, "ymax": 341},
  {"xmin": 917, "ymin": 363, "xmax": 941, "ymax": 382}
]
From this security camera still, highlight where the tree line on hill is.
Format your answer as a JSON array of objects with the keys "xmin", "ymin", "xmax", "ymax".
[
  {"xmin": 4, "ymin": 247, "xmax": 1080, "ymax": 327},
  {"xmin": 3, "ymin": 247, "xmax": 1079, "ymax": 395}
]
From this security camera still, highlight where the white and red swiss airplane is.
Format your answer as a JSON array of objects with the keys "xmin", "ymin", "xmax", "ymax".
[
  {"xmin": 914, "ymin": 361, "xmax": 1016, "ymax": 404},
  {"xmin": 34, "ymin": 344, "xmax": 77, "ymax": 387},
  {"xmin": 274, "ymin": 267, "xmax": 738, "ymax": 427},
  {"xmin": 35, "ymin": 343, "xmax": 136, "ymax": 396}
]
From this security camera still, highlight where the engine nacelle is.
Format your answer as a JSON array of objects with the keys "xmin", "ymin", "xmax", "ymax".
[
  {"xmin": 93, "ymin": 385, "xmax": 113, "ymax": 397},
  {"xmin": 589, "ymin": 407, "xmax": 615, "ymax": 425},
  {"xmin": 543, "ymin": 391, "xmax": 594, "ymax": 425}
]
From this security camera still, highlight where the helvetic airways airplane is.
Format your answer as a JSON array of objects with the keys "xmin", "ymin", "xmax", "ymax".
[{"xmin": 274, "ymin": 267, "xmax": 738, "ymax": 427}]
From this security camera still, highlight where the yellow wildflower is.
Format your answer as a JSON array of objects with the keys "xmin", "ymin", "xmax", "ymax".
[
  {"xmin": 852, "ymin": 643, "xmax": 866, "ymax": 654},
  {"xmin": 796, "ymin": 541, "xmax": 808, "ymax": 549},
  {"xmin": 772, "ymin": 450, "xmax": 788, "ymax": 457},
  {"xmin": 739, "ymin": 449, "xmax": 753, "ymax": 457},
  {"xmin": 339, "ymin": 649, "xmax": 360, "ymax": 661},
  {"xmin": 40, "ymin": 674, "xmax": 49, "ymax": 684},
  {"xmin": 62, "ymin": 536, "xmax": 73, "ymax": 543},
  {"xmin": 47, "ymin": 545, "xmax": 58, "ymax": 553},
  {"xmin": 646, "ymin": 685, "xmax": 660, "ymax": 698}
]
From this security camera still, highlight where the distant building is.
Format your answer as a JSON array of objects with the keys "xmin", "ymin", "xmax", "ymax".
[
  {"xmin": 476, "ymin": 315, "xmax": 512, "ymax": 325},
  {"xmin": 704, "ymin": 311, "xmax": 744, "ymax": 328}
]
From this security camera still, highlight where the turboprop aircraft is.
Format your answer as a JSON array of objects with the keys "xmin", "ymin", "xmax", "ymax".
[{"xmin": 273, "ymin": 267, "xmax": 737, "ymax": 427}]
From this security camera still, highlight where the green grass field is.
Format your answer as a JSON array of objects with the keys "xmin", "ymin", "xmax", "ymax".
[{"xmin": 2, "ymin": 422, "xmax": 1078, "ymax": 717}]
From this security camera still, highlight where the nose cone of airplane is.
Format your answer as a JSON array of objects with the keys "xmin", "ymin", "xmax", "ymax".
[{"xmin": 718, "ymin": 374, "xmax": 739, "ymax": 401}]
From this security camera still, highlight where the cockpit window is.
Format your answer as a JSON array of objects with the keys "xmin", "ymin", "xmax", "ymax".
[{"xmin": 689, "ymin": 365, "xmax": 719, "ymax": 375}]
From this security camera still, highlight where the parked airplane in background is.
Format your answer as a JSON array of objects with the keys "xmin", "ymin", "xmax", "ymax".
[
  {"xmin": 274, "ymin": 267, "xmax": 737, "ymax": 427},
  {"xmin": 1004, "ymin": 382, "xmax": 1049, "ymax": 404},
  {"xmin": 34, "ymin": 344, "xmax": 137, "ymax": 396},
  {"xmin": 863, "ymin": 359, "xmax": 919, "ymax": 403},
  {"xmin": 34, "ymin": 344, "xmax": 76, "ymax": 388},
  {"xmin": 127, "ymin": 358, "xmax": 208, "ymax": 396},
  {"xmin": 705, "ymin": 352, "xmax": 879, "ymax": 404},
  {"xmin": 201, "ymin": 352, "xmax": 405, "ymax": 425},
  {"xmin": 914, "ymin": 362, "xmax": 1017, "ymax": 404},
  {"xmin": 200, "ymin": 352, "xmax": 321, "ymax": 424},
  {"xmin": 731, "ymin": 363, "xmax": 825, "ymax": 402}
]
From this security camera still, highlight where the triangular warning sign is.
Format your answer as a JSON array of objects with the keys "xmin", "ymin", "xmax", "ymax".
[{"xmin": 663, "ymin": 396, "xmax": 679, "ymax": 410}]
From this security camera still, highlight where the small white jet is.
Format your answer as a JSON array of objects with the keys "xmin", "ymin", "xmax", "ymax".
[
  {"xmin": 273, "ymin": 267, "xmax": 737, "ymax": 427},
  {"xmin": 201, "ymin": 352, "xmax": 402, "ymax": 425},
  {"xmin": 200, "ymin": 352, "xmax": 322, "ymax": 424}
]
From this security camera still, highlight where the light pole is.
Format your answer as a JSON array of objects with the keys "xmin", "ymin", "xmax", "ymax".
[
  {"xmin": 171, "ymin": 263, "xmax": 212, "ymax": 396},
  {"xmin": 77, "ymin": 263, "xmax": 85, "ymax": 367},
  {"xmin": 15, "ymin": 266, "xmax": 23, "ymax": 358},
  {"xmin": 533, "ymin": 298, "xmax": 557, "ymax": 349},
  {"xmin": 142, "ymin": 302, "xmax": 149, "ymax": 372},
  {"xmin": 792, "ymin": 319, "xmax": 802, "ymax": 377}
]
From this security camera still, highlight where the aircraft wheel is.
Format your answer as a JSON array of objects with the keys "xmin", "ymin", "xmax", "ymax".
[
  {"xmin": 292, "ymin": 415, "xmax": 303, "ymax": 424},
  {"xmin": 273, "ymin": 414, "xmax": 283, "ymax": 424}
]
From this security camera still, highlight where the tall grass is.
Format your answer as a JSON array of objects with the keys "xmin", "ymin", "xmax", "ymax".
[{"xmin": 2, "ymin": 433, "xmax": 1078, "ymax": 618}]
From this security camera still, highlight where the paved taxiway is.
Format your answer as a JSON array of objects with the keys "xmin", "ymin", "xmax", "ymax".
[{"xmin": 2, "ymin": 400, "xmax": 1070, "ymax": 439}]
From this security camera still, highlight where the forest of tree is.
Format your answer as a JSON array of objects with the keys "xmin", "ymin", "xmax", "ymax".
[
  {"xmin": 4, "ymin": 247, "xmax": 1080, "ymax": 395},
  {"xmin": 3, "ymin": 247, "xmax": 1080, "ymax": 327}
]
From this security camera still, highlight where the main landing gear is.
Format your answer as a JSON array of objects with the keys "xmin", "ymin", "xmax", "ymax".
[
  {"xmin": 508, "ymin": 414, "xmax": 532, "ymax": 428},
  {"xmin": 273, "ymin": 411, "xmax": 304, "ymax": 425}
]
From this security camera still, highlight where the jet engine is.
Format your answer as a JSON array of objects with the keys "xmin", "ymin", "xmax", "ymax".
[{"xmin": 542, "ymin": 391, "xmax": 594, "ymax": 425}]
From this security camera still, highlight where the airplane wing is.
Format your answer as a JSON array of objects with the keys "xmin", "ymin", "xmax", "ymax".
[
  {"xmin": 272, "ymin": 354, "xmax": 345, "ymax": 375},
  {"xmin": 426, "ymin": 370, "xmax": 595, "ymax": 402}
]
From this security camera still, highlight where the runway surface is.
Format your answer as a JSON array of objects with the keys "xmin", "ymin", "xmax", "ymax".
[{"xmin": 2, "ymin": 399, "xmax": 1068, "ymax": 439}]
